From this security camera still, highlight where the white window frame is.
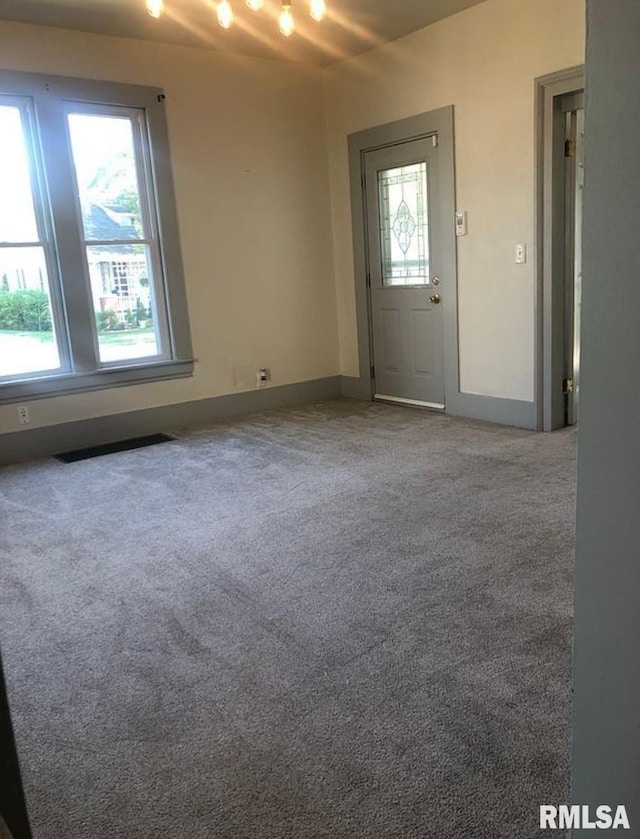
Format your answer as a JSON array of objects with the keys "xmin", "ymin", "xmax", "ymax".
[{"xmin": 0, "ymin": 70, "xmax": 193, "ymax": 403}]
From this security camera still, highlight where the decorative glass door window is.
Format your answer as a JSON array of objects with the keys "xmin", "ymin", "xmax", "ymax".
[{"xmin": 377, "ymin": 162, "xmax": 430, "ymax": 286}]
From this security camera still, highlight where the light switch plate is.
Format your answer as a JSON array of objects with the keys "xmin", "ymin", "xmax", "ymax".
[{"xmin": 515, "ymin": 243, "xmax": 527, "ymax": 264}]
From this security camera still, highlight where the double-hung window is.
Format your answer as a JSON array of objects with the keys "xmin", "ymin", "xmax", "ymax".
[{"xmin": 0, "ymin": 71, "xmax": 193, "ymax": 401}]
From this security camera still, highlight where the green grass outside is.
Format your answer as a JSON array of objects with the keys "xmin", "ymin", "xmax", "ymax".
[{"xmin": 0, "ymin": 327, "xmax": 155, "ymax": 346}]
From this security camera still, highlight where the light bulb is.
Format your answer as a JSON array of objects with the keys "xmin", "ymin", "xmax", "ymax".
[
  {"xmin": 146, "ymin": 0, "xmax": 164, "ymax": 18},
  {"xmin": 309, "ymin": 0, "xmax": 326, "ymax": 21},
  {"xmin": 217, "ymin": 0, "xmax": 234, "ymax": 28},
  {"xmin": 279, "ymin": 3, "xmax": 294, "ymax": 36},
  {"xmin": 246, "ymin": 0, "xmax": 264, "ymax": 9}
]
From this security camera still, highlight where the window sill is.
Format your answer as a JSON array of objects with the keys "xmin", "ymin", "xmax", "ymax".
[{"xmin": 0, "ymin": 359, "xmax": 194, "ymax": 404}]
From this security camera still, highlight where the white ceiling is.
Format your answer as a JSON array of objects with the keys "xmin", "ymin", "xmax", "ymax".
[{"xmin": 0, "ymin": 0, "xmax": 487, "ymax": 66}]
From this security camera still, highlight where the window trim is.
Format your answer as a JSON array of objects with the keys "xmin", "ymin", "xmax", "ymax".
[{"xmin": 0, "ymin": 70, "xmax": 193, "ymax": 404}]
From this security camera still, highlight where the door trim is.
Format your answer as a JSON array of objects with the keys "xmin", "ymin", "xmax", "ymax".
[
  {"xmin": 347, "ymin": 107, "xmax": 459, "ymax": 409},
  {"xmin": 534, "ymin": 66, "xmax": 585, "ymax": 431}
]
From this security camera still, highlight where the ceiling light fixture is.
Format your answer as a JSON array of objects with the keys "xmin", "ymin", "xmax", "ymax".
[
  {"xmin": 217, "ymin": 0, "xmax": 234, "ymax": 29},
  {"xmin": 146, "ymin": 0, "xmax": 164, "ymax": 18},
  {"xmin": 309, "ymin": 0, "xmax": 326, "ymax": 21},
  {"xmin": 145, "ymin": 0, "xmax": 328, "ymax": 37},
  {"xmin": 278, "ymin": 2, "xmax": 295, "ymax": 37}
]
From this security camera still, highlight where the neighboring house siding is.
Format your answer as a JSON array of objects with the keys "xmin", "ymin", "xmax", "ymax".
[{"xmin": 0, "ymin": 203, "xmax": 151, "ymax": 322}]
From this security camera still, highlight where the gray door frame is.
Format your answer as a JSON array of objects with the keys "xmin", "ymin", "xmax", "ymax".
[
  {"xmin": 346, "ymin": 107, "xmax": 459, "ymax": 410},
  {"xmin": 535, "ymin": 66, "xmax": 585, "ymax": 431}
]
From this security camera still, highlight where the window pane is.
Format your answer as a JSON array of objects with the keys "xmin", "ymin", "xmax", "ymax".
[
  {"xmin": 0, "ymin": 105, "xmax": 39, "ymax": 243},
  {"xmin": 0, "ymin": 247, "xmax": 60, "ymax": 376},
  {"xmin": 67, "ymin": 113, "xmax": 145, "ymax": 240},
  {"xmin": 378, "ymin": 162, "xmax": 430, "ymax": 287},
  {"xmin": 87, "ymin": 245, "xmax": 159, "ymax": 363}
]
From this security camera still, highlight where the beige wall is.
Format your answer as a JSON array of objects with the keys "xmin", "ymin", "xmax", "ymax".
[
  {"xmin": 0, "ymin": 21, "xmax": 338, "ymax": 434},
  {"xmin": 0, "ymin": 1, "xmax": 587, "ymax": 437},
  {"xmin": 324, "ymin": 0, "xmax": 585, "ymax": 401}
]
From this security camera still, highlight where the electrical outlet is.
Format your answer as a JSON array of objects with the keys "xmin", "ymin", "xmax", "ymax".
[
  {"xmin": 257, "ymin": 368, "xmax": 270, "ymax": 387},
  {"xmin": 17, "ymin": 405, "xmax": 30, "ymax": 425}
]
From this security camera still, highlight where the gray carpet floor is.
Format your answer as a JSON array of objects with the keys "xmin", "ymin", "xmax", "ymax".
[{"xmin": 0, "ymin": 399, "xmax": 575, "ymax": 839}]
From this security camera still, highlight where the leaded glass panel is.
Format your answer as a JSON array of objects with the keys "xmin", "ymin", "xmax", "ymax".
[{"xmin": 377, "ymin": 162, "xmax": 430, "ymax": 286}]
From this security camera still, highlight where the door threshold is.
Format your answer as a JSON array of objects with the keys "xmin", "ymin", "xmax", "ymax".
[{"xmin": 375, "ymin": 394, "xmax": 445, "ymax": 410}]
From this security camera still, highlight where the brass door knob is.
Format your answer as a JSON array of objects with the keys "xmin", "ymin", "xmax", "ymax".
[{"xmin": 429, "ymin": 293, "xmax": 441, "ymax": 304}]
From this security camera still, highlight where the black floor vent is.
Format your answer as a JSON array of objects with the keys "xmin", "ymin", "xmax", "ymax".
[{"xmin": 54, "ymin": 433, "xmax": 176, "ymax": 463}]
